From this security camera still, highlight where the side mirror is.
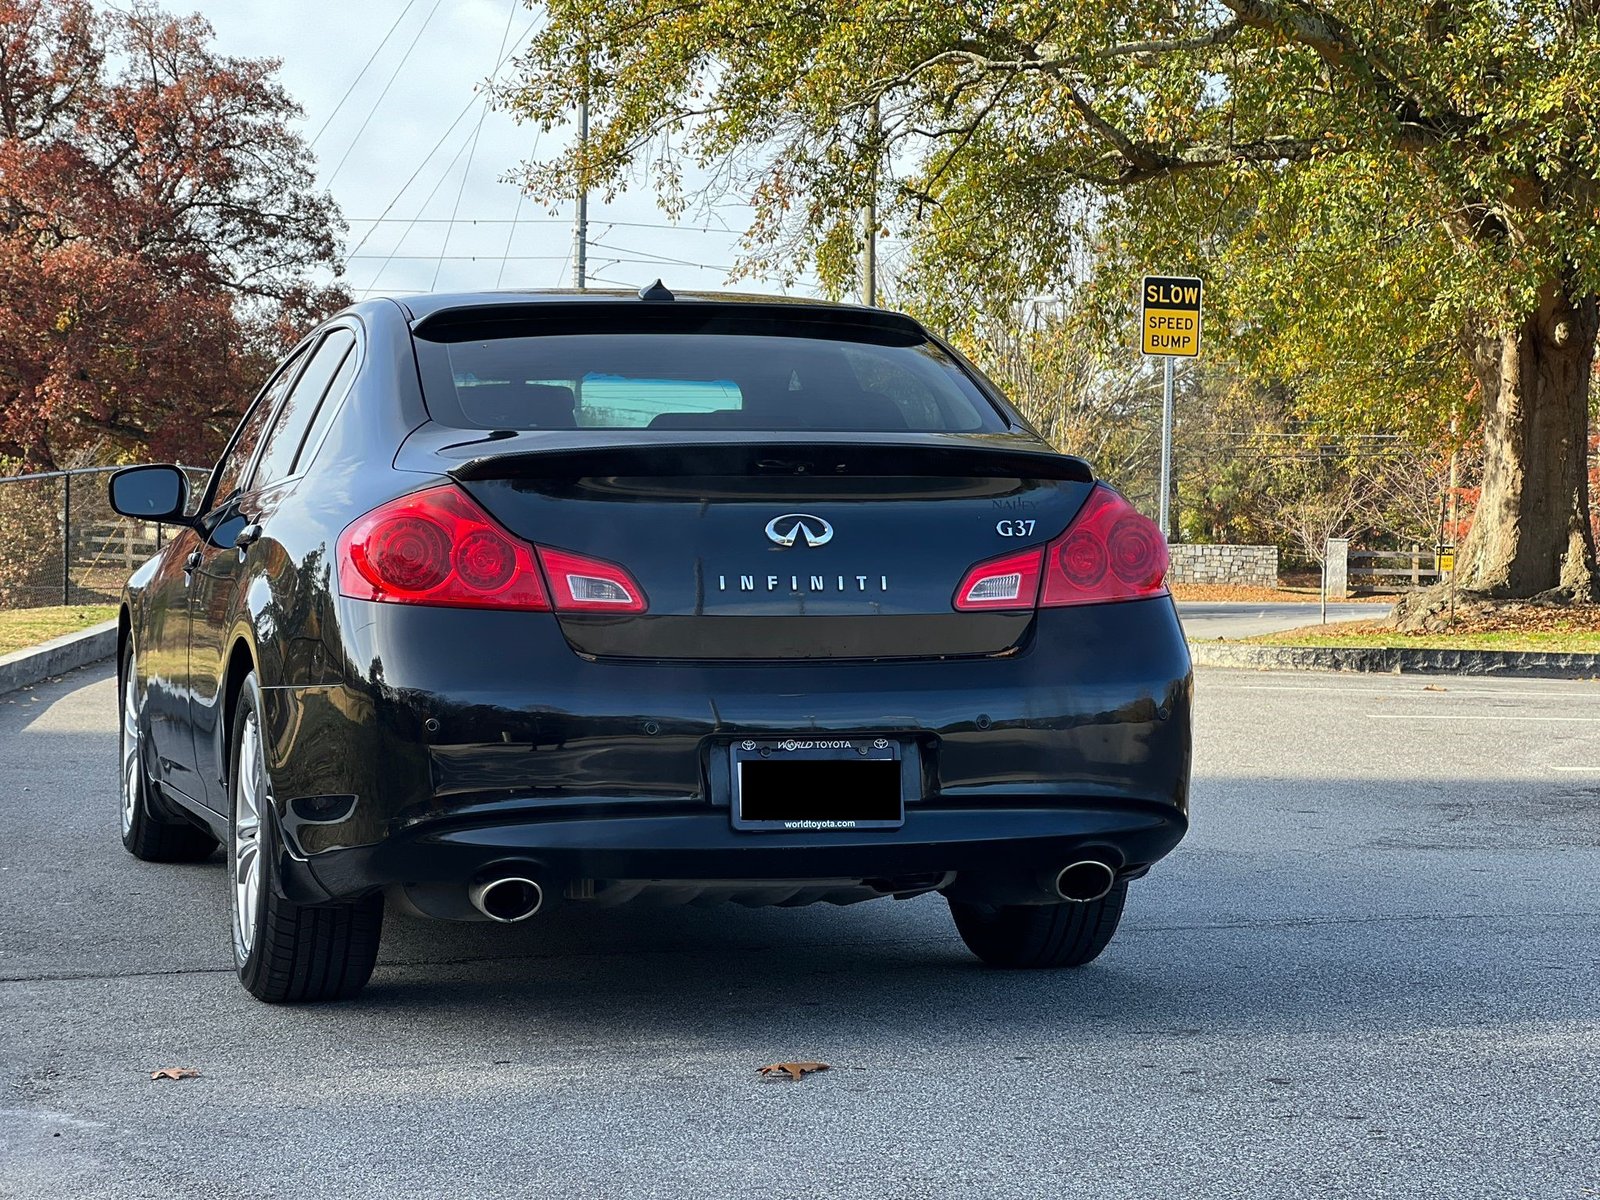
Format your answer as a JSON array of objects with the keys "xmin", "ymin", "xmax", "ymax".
[{"xmin": 109, "ymin": 464, "xmax": 192, "ymax": 524}]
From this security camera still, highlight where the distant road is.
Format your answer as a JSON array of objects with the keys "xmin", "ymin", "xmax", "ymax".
[{"xmin": 1176, "ymin": 600, "xmax": 1393, "ymax": 640}]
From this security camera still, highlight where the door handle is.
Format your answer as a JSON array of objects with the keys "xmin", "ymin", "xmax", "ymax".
[{"xmin": 235, "ymin": 523, "xmax": 263, "ymax": 549}]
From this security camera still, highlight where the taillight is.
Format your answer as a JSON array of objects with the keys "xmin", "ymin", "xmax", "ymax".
[
  {"xmin": 950, "ymin": 485, "xmax": 1168, "ymax": 612},
  {"xmin": 1039, "ymin": 486, "xmax": 1169, "ymax": 607},
  {"xmin": 338, "ymin": 485, "xmax": 650, "ymax": 613},
  {"xmin": 953, "ymin": 547, "xmax": 1045, "ymax": 611},
  {"xmin": 539, "ymin": 546, "xmax": 647, "ymax": 613},
  {"xmin": 339, "ymin": 486, "xmax": 550, "ymax": 610}
]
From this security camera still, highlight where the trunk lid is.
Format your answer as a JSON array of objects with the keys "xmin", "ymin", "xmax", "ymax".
[{"xmin": 407, "ymin": 429, "xmax": 1096, "ymax": 660}]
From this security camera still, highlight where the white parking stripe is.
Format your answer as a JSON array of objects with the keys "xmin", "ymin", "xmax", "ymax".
[
  {"xmin": 1220, "ymin": 683, "xmax": 1598, "ymax": 698},
  {"xmin": 1367, "ymin": 713, "xmax": 1600, "ymax": 723}
]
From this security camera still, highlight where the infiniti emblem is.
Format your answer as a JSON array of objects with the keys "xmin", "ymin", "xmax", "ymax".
[{"xmin": 764, "ymin": 513, "xmax": 834, "ymax": 548}]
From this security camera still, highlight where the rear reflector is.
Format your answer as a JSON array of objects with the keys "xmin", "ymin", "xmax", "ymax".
[
  {"xmin": 951, "ymin": 485, "xmax": 1168, "ymax": 612},
  {"xmin": 338, "ymin": 485, "xmax": 648, "ymax": 613}
]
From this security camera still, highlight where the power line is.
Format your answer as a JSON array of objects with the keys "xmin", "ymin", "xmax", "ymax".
[
  {"xmin": 496, "ymin": 192, "xmax": 526, "ymax": 288},
  {"xmin": 351, "ymin": 255, "xmax": 744, "ymax": 270},
  {"xmin": 587, "ymin": 238, "xmax": 737, "ymax": 272},
  {"xmin": 362, "ymin": 125, "xmax": 483, "ymax": 290},
  {"xmin": 308, "ymin": 0, "xmax": 419, "ymax": 149},
  {"xmin": 433, "ymin": 0, "xmax": 519, "ymax": 290},
  {"xmin": 351, "ymin": 253, "xmax": 571, "ymax": 261},
  {"xmin": 325, "ymin": 0, "xmax": 446, "ymax": 188},
  {"xmin": 346, "ymin": 216, "xmax": 743, "ymax": 233},
  {"xmin": 344, "ymin": 99, "xmax": 486, "ymax": 261},
  {"xmin": 343, "ymin": 17, "xmax": 539, "ymax": 262}
]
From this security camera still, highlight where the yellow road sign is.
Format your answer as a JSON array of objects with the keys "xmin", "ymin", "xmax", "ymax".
[{"xmin": 1141, "ymin": 275, "xmax": 1203, "ymax": 357}]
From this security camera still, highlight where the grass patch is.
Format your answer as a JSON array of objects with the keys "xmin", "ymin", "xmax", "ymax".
[
  {"xmin": 0, "ymin": 605, "xmax": 118, "ymax": 656},
  {"xmin": 1168, "ymin": 583, "xmax": 1395, "ymax": 604},
  {"xmin": 1244, "ymin": 618, "xmax": 1600, "ymax": 654}
]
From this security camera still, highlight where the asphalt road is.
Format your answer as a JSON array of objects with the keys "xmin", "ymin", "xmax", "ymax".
[
  {"xmin": 4, "ymin": 662, "xmax": 1600, "ymax": 1199},
  {"xmin": 1175, "ymin": 600, "xmax": 1393, "ymax": 640}
]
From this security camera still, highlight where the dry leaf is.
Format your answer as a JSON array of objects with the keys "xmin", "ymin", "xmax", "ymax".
[
  {"xmin": 757, "ymin": 1061, "xmax": 829, "ymax": 1081},
  {"xmin": 149, "ymin": 1067, "xmax": 199, "ymax": 1081},
  {"xmin": 1422, "ymin": 684, "xmax": 1447, "ymax": 692}
]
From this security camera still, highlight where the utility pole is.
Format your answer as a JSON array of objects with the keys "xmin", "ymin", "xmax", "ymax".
[
  {"xmin": 572, "ymin": 50, "xmax": 589, "ymax": 290},
  {"xmin": 860, "ymin": 99, "xmax": 878, "ymax": 306},
  {"xmin": 860, "ymin": 195, "xmax": 876, "ymax": 306},
  {"xmin": 1446, "ymin": 414, "xmax": 1460, "ymax": 545}
]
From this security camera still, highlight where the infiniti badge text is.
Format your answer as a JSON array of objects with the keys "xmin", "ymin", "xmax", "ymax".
[{"xmin": 717, "ymin": 573, "xmax": 889, "ymax": 593}]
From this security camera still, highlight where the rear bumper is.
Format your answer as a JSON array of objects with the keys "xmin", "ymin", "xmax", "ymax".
[
  {"xmin": 284, "ymin": 796, "xmax": 1187, "ymax": 910},
  {"xmin": 262, "ymin": 595, "xmax": 1193, "ymax": 908}
]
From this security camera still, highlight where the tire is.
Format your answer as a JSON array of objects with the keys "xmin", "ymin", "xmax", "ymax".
[
  {"xmin": 120, "ymin": 642, "xmax": 218, "ymax": 863},
  {"xmin": 949, "ymin": 883, "xmax": 1128, "ymax": 969},
  {"xmin": 228, "ymin": 672, "xmax": 382, "ymax": 1003}
]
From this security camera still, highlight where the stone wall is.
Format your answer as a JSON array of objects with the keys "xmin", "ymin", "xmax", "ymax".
[{"xmin": 1166, "ymin": 543, "xmax": 1279, "ymax": 588}]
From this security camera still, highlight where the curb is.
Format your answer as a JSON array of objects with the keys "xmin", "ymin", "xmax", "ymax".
[
  {"xmin": 1188, "ymin": 640, "xmax": 1600, "ymax": 680},
  {"xmin": 0, "ymin": 619, "xmax": 119, "ymax": 696}
]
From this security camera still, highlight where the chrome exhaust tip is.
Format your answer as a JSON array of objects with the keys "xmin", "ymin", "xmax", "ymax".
[
  {"xmin": 469, "ymin": 876, "xmax": 544, "ymax": 923},
  {"xmin": 1054, "ymin": 860, "xmax": 1117, "ymax": 903}
]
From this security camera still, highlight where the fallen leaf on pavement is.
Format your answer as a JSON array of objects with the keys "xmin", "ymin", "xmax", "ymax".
[
  {"xmin": 149, "ymin": 1067, "xmax": 200, "ymax": 1081},
  {"xmin": 757, "ymin": 1061, "xmax": 829, "ymax": 1081},
  {"xmin": 1422, "ymin": 684, "xmax": 1447, "ymax": 692}
]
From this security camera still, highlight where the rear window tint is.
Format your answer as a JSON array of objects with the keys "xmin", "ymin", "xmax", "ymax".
[{"xmin": 413, "ymin": 311, "xmax": 1006, "ymax": 434}]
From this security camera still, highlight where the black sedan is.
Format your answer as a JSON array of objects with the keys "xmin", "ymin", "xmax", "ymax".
[{"xmin": 111, "ymin": 285, "xmax": 1191, "ymax": 1003}]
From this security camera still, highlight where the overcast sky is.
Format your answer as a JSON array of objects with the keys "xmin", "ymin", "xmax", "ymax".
[{"xmin": 198, "ymin": 0, "xmax": 802, "ymax": 300}]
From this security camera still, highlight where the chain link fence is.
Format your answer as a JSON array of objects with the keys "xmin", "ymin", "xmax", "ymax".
[{"xmin": 0, "ymin": 465, "xmax": 211, "ymax": 610}]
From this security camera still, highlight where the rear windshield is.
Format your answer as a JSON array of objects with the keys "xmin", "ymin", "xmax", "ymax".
[{"xmin": 412, "ymin": 309, "xmax": 1007, "ymax": 434}]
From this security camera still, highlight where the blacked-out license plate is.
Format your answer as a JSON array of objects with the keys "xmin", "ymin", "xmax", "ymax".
[{"xmin": 731, "ymin": 738, "xmax": 904, "ymax": 831}]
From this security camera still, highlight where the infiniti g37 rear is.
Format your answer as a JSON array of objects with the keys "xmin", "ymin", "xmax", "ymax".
[{"xmin": 111, "ymin": 287, "xmax": 1192, "ymax": 1003}]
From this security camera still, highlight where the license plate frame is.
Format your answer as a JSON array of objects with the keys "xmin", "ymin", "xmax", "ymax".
[{"xmin": 730, "ymin": 737, "xmax": 905, "ymax": 832}]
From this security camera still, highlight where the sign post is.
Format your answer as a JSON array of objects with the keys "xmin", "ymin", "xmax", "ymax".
[{"xmin": 1141, "ymin": 275, "xmax": 1203, "ymax": 540}]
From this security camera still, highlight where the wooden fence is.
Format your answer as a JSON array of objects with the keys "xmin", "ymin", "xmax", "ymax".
[{"xmin": 1348, "ymin": 545, "xmax": 1444, "ymax": 593}]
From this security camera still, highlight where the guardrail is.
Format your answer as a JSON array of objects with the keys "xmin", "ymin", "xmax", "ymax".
[{"xmin": 0, "ymin": 464, "xmax": 210, "ymax": 609}]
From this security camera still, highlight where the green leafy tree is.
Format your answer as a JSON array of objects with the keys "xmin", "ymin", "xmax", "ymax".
[{"xmin": 503, "ymin": 0, "xmax": 1600, "ymax": 601}]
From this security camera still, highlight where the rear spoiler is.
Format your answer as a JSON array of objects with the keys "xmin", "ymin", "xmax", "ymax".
[
  {"xmin": 409, "ymin": 430, "xmax": 1095, "ymax": 484},
  {"xmin": 409, "ymin": 298, "xmax": 929, "ymax": 344}
]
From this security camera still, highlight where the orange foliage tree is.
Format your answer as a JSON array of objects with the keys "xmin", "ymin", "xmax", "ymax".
[{"xmin": 0, "ymin": 0, "xmax": 346, "ymax": 472}]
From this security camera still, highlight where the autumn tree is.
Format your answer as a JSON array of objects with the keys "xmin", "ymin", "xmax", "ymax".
[
  {"xmin": 0, "ymin": 0, "xmax": 345, "ymax": 471},
  {"xmin": 502, "ymin": 0, "xmax": 1600, "ymax": 602}
]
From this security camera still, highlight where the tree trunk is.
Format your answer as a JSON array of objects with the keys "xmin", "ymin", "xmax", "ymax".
[{"xmin": 1454, "ymin": 281, "xmax": 1598, "ymax": 601}]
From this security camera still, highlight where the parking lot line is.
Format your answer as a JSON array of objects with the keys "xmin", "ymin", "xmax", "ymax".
[
  {"xmin": 1223, "ymin": 682, "xmax": 1597, "ymax": 699},
  {"xmin": 1367, "ymin": 713, "xmax": 1600, "ymax": 722}
]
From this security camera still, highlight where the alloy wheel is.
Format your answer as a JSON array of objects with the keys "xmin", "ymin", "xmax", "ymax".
[
  {"xmin": 120, "ymin": 669, "xmax": 140, "ymax": 836},
  {"xmin": 232, "ymin": 712, "xmax": 265, "ymax": 957}
]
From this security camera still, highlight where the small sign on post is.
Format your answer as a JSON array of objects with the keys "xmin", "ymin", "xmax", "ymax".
[
  {"xmin": 1141, "ymin": 276, "xmax": 1203, "ymax": 357},
  {"xmin": 1141, "ymin": 275, "xmax": 1204, "ymax": 541}
]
